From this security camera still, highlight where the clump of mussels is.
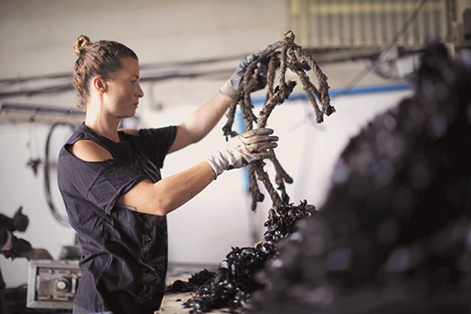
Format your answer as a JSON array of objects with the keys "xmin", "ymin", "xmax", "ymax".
[
  {"xmin": 166, "ymin": 269, "xmax": 216, "ymax": 294},
  {"xmin": 166, "ymin": 201, "xmax": 314, "ymax": 313}
]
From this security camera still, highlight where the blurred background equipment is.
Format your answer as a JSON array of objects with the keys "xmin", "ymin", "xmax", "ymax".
[{"xmin": 26, "ymin": 259, "xmax": 81, "ymax": 311}]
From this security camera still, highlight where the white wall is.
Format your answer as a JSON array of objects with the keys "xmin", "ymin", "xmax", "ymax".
[{"xmin": 0, "ymin": 0, "xmax": 412, "ymax": 288}]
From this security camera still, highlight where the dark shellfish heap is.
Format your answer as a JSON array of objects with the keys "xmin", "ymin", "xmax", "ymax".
[
  {"xmin": 171, "ymin": 201, "xmax": 314, "ymax": 313},
  {"xmin": 248, "ymin": 43, "xmax": 471, "ymax": 313}
]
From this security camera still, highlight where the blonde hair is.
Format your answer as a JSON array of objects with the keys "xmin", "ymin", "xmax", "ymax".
[{"xmin": 72, "ymin": 35, "xmax": 138, "ymax": 109}]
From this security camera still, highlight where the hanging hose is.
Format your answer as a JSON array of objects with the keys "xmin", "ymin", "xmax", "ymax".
[{"xmin": 44, "ymin": 122, "xmax": 76, "ymax": 227}]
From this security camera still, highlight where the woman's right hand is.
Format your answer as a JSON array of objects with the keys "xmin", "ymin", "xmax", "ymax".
[{"xmin": 206, "ymin": 128, "xmax": 278, "ymax": 177}]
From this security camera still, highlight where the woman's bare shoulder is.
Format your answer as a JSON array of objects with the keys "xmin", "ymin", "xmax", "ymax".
[{"xmin": 69, "ymin": 140, "xmax": 113, "ymax": 162}]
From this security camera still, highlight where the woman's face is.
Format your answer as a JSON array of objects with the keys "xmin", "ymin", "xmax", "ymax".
[{"xmin": 103, "ymin": 57, "xmax": 144, "ymax": 118}]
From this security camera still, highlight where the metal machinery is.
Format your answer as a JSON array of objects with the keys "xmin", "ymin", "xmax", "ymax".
[
  {"xmin": 26, "ymin": 246, "xmax": 82, "ymax": 310},
  {"xmin": 26, "ymin": 260, "xmax": 81, "ymax": 310}
]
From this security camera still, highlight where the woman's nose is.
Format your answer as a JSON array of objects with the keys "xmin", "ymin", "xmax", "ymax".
[{"xmin": 137, "ymin": 84, "xmax": 144, "ymax": 98}]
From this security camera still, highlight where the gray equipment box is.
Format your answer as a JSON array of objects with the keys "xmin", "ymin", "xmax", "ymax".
[{"xmin": 27, "ymin": 260, "xmax": 81, "ymax": 309}]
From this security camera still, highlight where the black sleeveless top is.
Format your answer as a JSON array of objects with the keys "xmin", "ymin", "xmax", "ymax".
[{"xmin": 58, "ymin": 123, "xmax": 176, "ymax": 314}]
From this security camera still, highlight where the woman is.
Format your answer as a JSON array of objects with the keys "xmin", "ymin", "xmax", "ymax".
[{"xmin": 57, "ymin": 35, "xmax": 277, "ymax": 314}]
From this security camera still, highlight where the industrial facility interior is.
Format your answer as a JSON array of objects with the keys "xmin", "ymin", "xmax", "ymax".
[{"xmin": 1, "ymin": 0, "xmax": 471, "ymax": 313}]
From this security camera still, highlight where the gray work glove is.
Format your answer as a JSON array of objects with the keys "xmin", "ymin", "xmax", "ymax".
[
  {"xmin": 13, "ymin": 206, "xmax": 29, "ymax": 232},
  {"xmin": 206, "ymin": 128, "xmax": 278, "ymax": 178},
  {"xmin": 0, "ymin": 230, "xmax": 53, "ymax": 261},
  {"xmin": 220, "ymin": 54, "xmax": 268, "ymax": 99}
]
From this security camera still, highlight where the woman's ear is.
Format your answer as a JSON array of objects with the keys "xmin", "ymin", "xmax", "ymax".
[{"xmin": 93, "ymin": 77, "xmax": 107, "ymax": 94}]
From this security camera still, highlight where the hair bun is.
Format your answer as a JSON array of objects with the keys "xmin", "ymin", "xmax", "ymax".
[{"xmin": 73, "ymin": 35, "xmax": 91, "ymax": 56}]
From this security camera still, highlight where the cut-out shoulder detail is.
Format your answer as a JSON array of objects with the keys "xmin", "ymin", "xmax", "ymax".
[{"xmin": 69, "ymin": 140, "xmax": 113, "ymax": 162}]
